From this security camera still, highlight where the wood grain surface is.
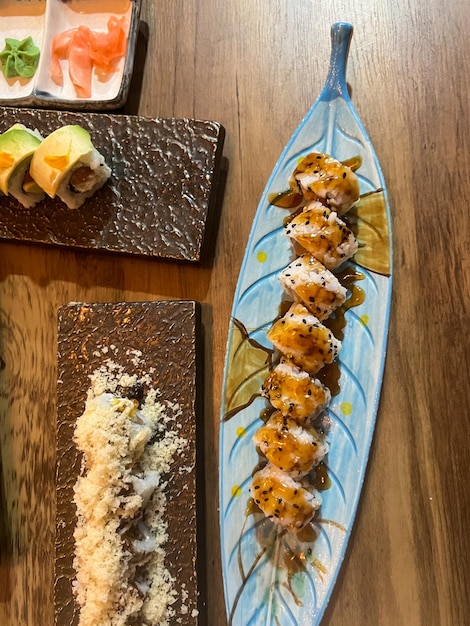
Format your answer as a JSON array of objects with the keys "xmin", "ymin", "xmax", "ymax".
[{"xmin": 1, "ymin": 1, "xmax": 470, "ymax": 625}]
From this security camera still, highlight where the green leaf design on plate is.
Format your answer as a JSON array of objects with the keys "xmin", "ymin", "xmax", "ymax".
[
  {"xmin": 223, "ymin": 318, "xmax": 272, "ymax": 422},
  {"xmin": 348, "ymin": 190, "xmax": 391, "ymax": 276}
]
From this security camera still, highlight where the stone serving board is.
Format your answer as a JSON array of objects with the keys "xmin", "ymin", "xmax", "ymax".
[
  {"xmin": 0, "ymin": 106, "xmax": 225, "ymax": 262},
  {"xmin": 55, "ymin": 300, "xmax": 204, "ymax": 625}
]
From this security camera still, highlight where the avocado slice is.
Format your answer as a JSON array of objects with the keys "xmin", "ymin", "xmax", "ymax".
[
  {"xmin": 29, "ymin": 125, "xmax": 94, "ymax": 197},
  {"xmin": 0, "ymin": 124, "xmax": 42, "ymax": 194}
]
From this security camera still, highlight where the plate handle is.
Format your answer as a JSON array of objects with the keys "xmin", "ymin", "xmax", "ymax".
[{"xmin": 321, "ymin": 22, "xmax": 354, "ymax": 101}]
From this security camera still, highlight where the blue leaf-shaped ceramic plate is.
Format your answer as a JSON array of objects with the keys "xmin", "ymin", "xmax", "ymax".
[{"xmin": 219, "ymin": 22, "xmax": 392, "ymax": 626}]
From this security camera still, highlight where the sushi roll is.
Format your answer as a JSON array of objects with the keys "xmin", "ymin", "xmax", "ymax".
[
  {"xmin": 262, "ymin": 360, "xmax": 331, "ymax": 421},
  {"xmin": 289, "ymin": 151, "xmax": 360, "ymax": 214},
  {"xmin": 285, "ymin": 201, "xmax": 358, "ymax": 270},
  {"xmin": 0, "ymin": 123, "xmax": 45, "ymax": 208},
  {"xmin": 73, "ymin": 392, "xmax": 164, "ymax": 626},
  {"xmin": 30, "ymin": 125, "xmax": 111, "ymax": 209},
  {"xmin": 250, "ymin": 463, "xmax": 322, "ymax": 531},
  {"xmin": 253, "ymin": 411, "xmax": 328, "ymax": 476},
  {"xmin": 266, "ymin": 302, "xmax": 341, "ymax": 374},
  {"xmin": 279, "ymin": 253, "xmax": 347, "ymax": 320}
]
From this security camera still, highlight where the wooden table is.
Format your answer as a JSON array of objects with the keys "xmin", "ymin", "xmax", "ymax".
[{"xmin": 1, "ymin": 1, "xmax": 470, "ymax": 624}]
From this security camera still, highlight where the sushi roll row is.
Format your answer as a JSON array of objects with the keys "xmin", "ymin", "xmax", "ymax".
[
  {"xmin": 250, "ymin": 152, "xmax": 360, "ymax": 532},
  {"xmin": 0, "ymin": 123, "xmax": 111, "ymax": 209}
]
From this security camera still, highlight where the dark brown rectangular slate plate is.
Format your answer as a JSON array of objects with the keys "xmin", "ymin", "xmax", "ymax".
[
  {"xmin": 0, "ymin": 106, "xmax": 225, "ymax": 262},
  {"xmin": 55, "ymin": 300, "xmax": 204, "ymax": 625}
]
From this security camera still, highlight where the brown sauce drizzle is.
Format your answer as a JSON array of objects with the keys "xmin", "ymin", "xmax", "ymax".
[
  {"xmin": 323, "ymin": 266, "xmax": 365, "ymax": 342},
  {"xmin": 268, "ymin": 189, "xmax": 304, "ymax": 209},
  {"xmin": 296, "ymin": 523, "xmax": 318, "ymax": 544},
  {"xmin": 317, "ymin": 265, "xmax": 364, "ymax": 396},
  {"xmin": 259, "ymin": 405, "xmax": 275, "ymax": 423},
  {"xmin": 317, "ymin": 362, "xmax": 341, "ymax": 398},
  {"xmin": 283, "ymin": 547, "xmax": 307, "ymax": 575},
  {"xmin": 313, "ymin": 461, "xmax": 331, "ymax": 491},
  {"xmin": 278, "ymin": 297, "xmax": 293, "ymax": 318}
]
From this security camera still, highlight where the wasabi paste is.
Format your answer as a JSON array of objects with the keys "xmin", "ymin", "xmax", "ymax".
[{"xmin": 0, "ymin": 36, "xmax": 40, "ymax": 79}]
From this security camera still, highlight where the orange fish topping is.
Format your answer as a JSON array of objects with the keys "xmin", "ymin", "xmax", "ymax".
[
  {"xmin": 0, "ymin": 152, "xmax": 14, "ymax": 168},
  {"xmin": 44, "ymin": 154, "xmax": 69, "ymax": 170}
]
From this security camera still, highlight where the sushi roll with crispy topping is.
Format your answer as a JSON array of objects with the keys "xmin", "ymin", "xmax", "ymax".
[
  {"xmin": 262, "ymin": 360, "xmax": 331, "ymax": 421},
  {"xmin": 73, "ymin": 392, "xmax": 167, "ymax": 626},
  {"xmin": 253, "ymin": 411, "xmax": 328, "ymax": 476},
  {"xmin": 279, "ymin": 253, "xmax": 347, "ymax": 320},
  {"xmin": 285, "ymin": 201, "xmax": 358, "ymax": 270},
  {"xmin": 250, "ymin": 463, "xmax": 322, "ymax": 532},
  {"xmin": 30, "ymin": 124, "xmax": 111, "ymax": 209},
  {"xmin": 266, "ymin": 302, "xmax": 341, "ymax": 374},
  {"xmin": 0, "ymin": 124, "xmax": 44, "ymax": 208},
  {"xmin": 289, "ymin": 151, "xmax": 360, "ymax": 214}
]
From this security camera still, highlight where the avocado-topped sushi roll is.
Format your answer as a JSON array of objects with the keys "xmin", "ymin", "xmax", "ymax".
[
  {"xmin": 0, "ymin": 124, "xmax": 44, "ymax": 208},
  {"xmin": 30, "ymin": 125, "xmax": 111, "ymax": 209}
]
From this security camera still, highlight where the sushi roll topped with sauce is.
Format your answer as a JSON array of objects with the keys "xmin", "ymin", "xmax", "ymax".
[
  {"xmin": 262, "ymin": 360, "xmax": 331, "ymax": 421},
  {"xmin": 253, "ymin": 411, "xmax": 328, "ymax": 476},
  {"xmin": 30, "ymin": 124, "xmax": 111, "ymax": 209},
  {"xmin": 250, "ymin": 463, "xmax": 322, "ymax": 532},
  {"xmin": 289, "ymin": 151, "xmax": 360, "ymax": 215},
  {"xmin": 279, "ymin": 253, "xmax": 347, "ymax": 320},
  {"xmin": 285, "ymin": 201, "xmax": 359, "ymax": 270},
  {"xmin": 267, "ymin": 302, "xmax": 342, "ymax": 375},
  {"xmin": 0, "ymin": 123, "xmax": 45, "ymax": 208}
]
